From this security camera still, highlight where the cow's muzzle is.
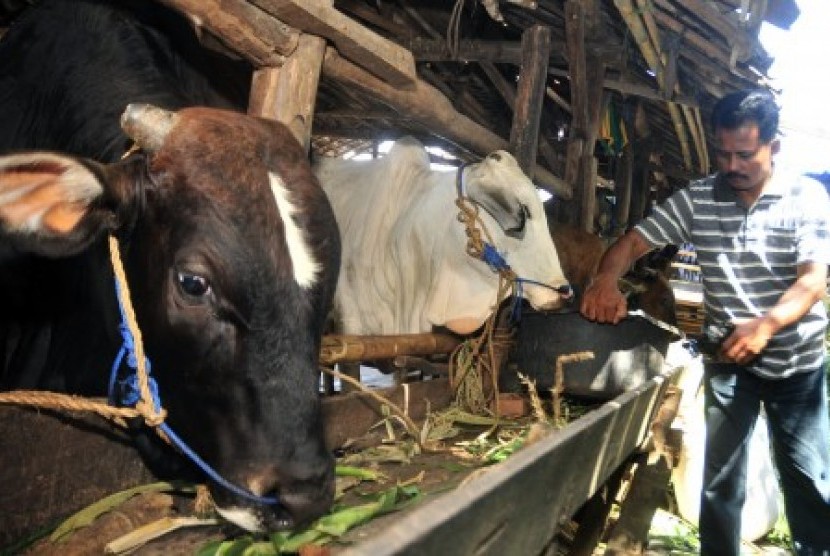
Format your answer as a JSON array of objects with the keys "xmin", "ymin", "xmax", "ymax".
[
  {"xmin": 523, "ymin": 280, "xmax": 573, "ymax": 312},
  {"xmin": 212, "ymin": 454, "xmax": 335, "ymax": 531}
]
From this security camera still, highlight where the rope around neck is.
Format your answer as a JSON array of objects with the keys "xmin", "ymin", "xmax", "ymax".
[
  {"xmin": 0, "ymin": 235, "xmax": 279, "ymax": 507},
  {"xmin": 454, "ymin": 164, "xmax": 571, "ymax": 322}
]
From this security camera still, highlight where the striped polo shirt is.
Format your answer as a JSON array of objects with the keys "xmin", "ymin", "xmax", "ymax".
[{"xmin": 635, "ymin": 168, "xmax": 830, "ymax": 378}]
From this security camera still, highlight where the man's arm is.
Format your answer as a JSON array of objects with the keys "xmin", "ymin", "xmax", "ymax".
[
  {"xmin": 580, "ymin": 229, "xmax": 655, "ymax": 324},
  {"xmin": 722, "ymin": 261, "xmax": 828, "ymax": 365}
]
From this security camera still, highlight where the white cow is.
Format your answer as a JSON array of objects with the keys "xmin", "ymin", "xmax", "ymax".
[{"xmin": 314, "ymin": 137, "xmax": 570, "ymax": 335}]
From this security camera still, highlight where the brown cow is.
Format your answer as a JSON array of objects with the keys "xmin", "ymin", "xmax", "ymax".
[{"xmin": 549, "ymin": 222, "xmax": 678, "ymax": 326}]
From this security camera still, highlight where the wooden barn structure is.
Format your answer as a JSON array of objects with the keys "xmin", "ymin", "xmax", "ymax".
[
  {"xmin": 0, "ymin": 0, "xmax": 798, "ymax": 233},
  {"xmin": 0, "ymin": 0, "xmax": 801, "ymax": 553}
]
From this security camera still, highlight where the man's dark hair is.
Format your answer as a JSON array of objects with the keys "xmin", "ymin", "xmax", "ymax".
[{"xmin": 710, "ymin": 89, "xmax": 780, "ymax": 143}]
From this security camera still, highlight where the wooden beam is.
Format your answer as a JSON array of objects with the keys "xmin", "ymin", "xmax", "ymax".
[
  {"xmin": 406, "ymin": 37, "xmax": 622, "ymax": 65},
  {"xmin": 480, "ymin": 63, "xmax": 563, "ymax": 185},
  {"xmin": 546, "ymin": 86, "xmax": 572, "ymax": 113},
  {"xmin": 480, "ymin": 62, "xmax": 517, "ymax": 109},
  {"xmin": 335, "ymin": 0, "xmax": 413, "ymax": 38},
  {"xmin": 565, "ymin": 1, "xmax": 606, "ymax": 232},
  {"xmin": 248, "ymin": 34, "xmax": 326, "ymax": 152},
  {"xmin": 320, "ymin": 48, "xmax": 573, "ymax": 199},
  {"xmin": 547, "ymin": 68, "xmax": 699, "ymax": 107},
  {"xmin": 668, "ymin": 0, "xmax": 753, "ymax": 63},
  {"xmin": 156, "ymin": 0, "xmax": 298, "ymax": 67},
  {"xmin": 250, "ymin": 0, "xmax": 417, "ymax": 88},
  {"xmin": 320, "ymin": 334, "xmax": 460, "ymax": 365},
  {"xmin": 510, "ymin": 25, "xmax": 552, "ymax": 175}
]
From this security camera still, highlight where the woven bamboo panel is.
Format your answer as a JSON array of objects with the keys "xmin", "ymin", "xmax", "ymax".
[{"xmin": 676, "ymin": 299, "xmax": 704, "ymax": 337}]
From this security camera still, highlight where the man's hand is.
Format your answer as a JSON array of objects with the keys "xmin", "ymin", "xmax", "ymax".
[
  {"xmin": 576, "ymin": 229, "xmax": 655, "ymax": 324},
  {"xmin": 719, "ymin": 261, "xmax": 826, "ymax": 365},
  {"xmin": 580, "ymin": 275, "xmax": 628, "ymax": 324},
  {"xmin": 720, "ymin": 317, "xmax": 774, "ymax": 365}
]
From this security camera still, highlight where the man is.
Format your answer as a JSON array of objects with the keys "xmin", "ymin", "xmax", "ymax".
[{"xmin": 580, "ymin": 89, "xmax": 830, "ymax": 554}]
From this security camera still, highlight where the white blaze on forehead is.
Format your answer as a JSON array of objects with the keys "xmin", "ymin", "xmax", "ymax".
[
  {"xmin": 269, "ymin": 172, "xmax": 320, "ymax": 289},
  {"xmin": 216, "ymin": 506, "xmax": 264, "ymax": 532}
]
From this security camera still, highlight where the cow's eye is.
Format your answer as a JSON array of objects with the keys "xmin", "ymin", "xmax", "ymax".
[
  {"xmin": 506, "ymin": 204, "xmax": 530, "ymax": 238},
  {"xmin": 177, "ymin": 271, "xmax": 211, "ymax": 297}
]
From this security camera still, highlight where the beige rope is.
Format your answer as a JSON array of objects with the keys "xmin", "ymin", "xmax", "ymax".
[
  {"xmin": 107, "ymin": 235, "xmax": 166, "ymax": 428},
  {"xmin": 449, "ymin": 196, "xmax": 521, "ymax": 419},
  {"xmin": 320, "ymin": 366, "xmax": 429, "ymax": 452},
  {"xmin": 0, "ymin": 390, "xmax": 138, "ymax": 427},
  {"xmin": 0, "ymin": 235, "xmax": 167, "ymax": 434}
]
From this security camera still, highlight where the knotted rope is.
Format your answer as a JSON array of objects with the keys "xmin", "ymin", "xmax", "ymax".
[
  {"xmin": 449, "ymin": 164, "xmax": 572, "ymax": 417},
  {"xmin": 448, "ymin": 165, "xmax": 519, "ymax": 416},
  {"xmin": 0, "ymin": 235, "xmax": 279, "ymax": 506},
  {"xmin": 0, "ymin": 237, "xmax": 166, "ymax": 430}
]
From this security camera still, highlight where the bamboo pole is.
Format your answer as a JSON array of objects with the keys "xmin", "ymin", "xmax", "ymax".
[
  {"xmin": 617, "ymin": 0, "xmax": 693, "ymax": 171},
  {"xmin": 320, "ymin": 333, "xmax": 461, "ymax": 365},
  {"xmin": 694, "ymin": 106, "xmax": 710, "ymax": 172},
  {"xmin": 681, "ymin": 104, "xmax": 706, "ymax": 175},
  {"xmin": 638, "ymin": 0, "xmax": 703, "ymax": 173}
]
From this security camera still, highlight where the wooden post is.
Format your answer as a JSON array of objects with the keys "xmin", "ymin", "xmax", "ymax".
[
  {"xmin": 603, "ymin": 385, "xmax": 683, "ymax": 554},
  {"xmin": 509, "ymin": 25, "xmax": 551, "ymax": 176},
  {"xmin": 613, "ymin": 144, "xmax": 633, "ymax": 236},
  {"xmin": 579, "ymin": 153, "xmax": 598, "ymax": 233},
  {"xmin": 629, "ymin": 139, "xmax": 653, "ymax": 224},
  {"xmin": 564, "ymin": 0, "xmax": 605, "ymax": 232},
  {"xmin": 568, "ymin": 462, "xmax": 630, "ymax": 556},
  {"xmin": 248, "ymin": 33, "xmax": 326, "ymax": 152}
]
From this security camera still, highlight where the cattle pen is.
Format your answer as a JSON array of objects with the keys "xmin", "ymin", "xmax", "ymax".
[
  {"xmin": 0, "ymin": 0, "xmax": 791, "ymax": 553},
  {"xmin": 1, "ymin": 339, "xmax": 690, "ymax": 554}
]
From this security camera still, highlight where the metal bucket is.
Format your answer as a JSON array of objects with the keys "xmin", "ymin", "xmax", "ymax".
[{"xmin": 502, "ymin": 310, "xmax": 683, "ymax": 399}]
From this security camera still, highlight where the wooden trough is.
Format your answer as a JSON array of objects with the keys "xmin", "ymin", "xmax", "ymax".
[
  {"xmin": 0, "ymin": 332, "xmax": 684, "ymax": 554},
  {"xmin": 336, "ymin": 365, "xmax": 681, "ymax": 555}
]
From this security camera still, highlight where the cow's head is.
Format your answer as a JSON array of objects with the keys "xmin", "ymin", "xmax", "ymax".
[
  {"xmin": 0, "ymin": 105, "xmax": 340, "ymax": 531},
  {"xmin": 432, "ymin": 150, "xmax": 570, "ymax": 334}
]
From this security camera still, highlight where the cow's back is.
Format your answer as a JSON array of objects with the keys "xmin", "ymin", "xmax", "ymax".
[
  {"xmin": 315, "ymin": 139, "xmax": 440, "ymax": 333},
  {"xmin": 0, "ymin": 0, "xmax": 249, "ymax": 161}
]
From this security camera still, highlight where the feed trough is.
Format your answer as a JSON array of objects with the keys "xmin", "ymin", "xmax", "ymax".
[{"xmin": 503, "ymin": 309, "xmax": 683, "ymax": 399}]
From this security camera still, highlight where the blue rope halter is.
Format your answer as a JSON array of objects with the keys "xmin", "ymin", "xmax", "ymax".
[
  {"xmin": 108, "ymin": 276, "xmax": 280, "ymax": 507},
  {"xmin": 455, "ymin": 164, "xmax": 572, "ymax": 322}
]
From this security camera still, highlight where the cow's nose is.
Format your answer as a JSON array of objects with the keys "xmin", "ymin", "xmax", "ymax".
[
  {"xmin": 527, "ymin": 282, "xmax": 571, "ymax": 311},
  {"xmin": 246, "ymin": 460, "xmax": 335, "ymax": 529}
]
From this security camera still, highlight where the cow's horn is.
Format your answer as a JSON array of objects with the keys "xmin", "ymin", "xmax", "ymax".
[{"xmin": 121, "ymin": 103, "xmax": 179, "ymax": 153}]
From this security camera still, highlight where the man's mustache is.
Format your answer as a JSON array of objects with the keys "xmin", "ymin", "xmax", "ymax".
[{"xmin": 724, "ymin": 172, "xmax": 748, "ymax": 180}]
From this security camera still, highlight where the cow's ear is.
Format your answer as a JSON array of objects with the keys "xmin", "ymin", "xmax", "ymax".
[{"xmin": 0, "ymin": 152, "xmax": 115, "ymax": 257}]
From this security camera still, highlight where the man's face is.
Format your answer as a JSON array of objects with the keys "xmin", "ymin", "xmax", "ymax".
[{"xmin": 713, "ymin": 123, "xmax": 779, "ymax": 194}]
